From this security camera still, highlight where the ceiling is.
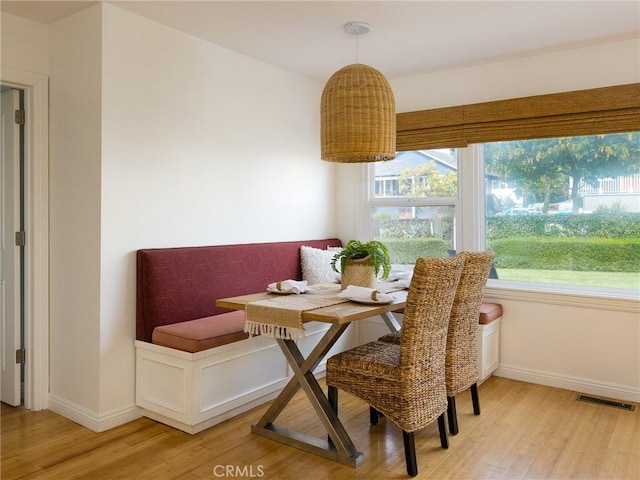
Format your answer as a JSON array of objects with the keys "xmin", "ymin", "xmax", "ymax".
[{"xmin": 2, "ymin": 1, "xmax": 639, "ymax": 82}]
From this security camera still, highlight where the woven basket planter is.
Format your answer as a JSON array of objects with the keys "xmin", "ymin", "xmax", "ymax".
[{"xmin": 341, "ymin": 256, "xmax": 377, "ymax": 289}]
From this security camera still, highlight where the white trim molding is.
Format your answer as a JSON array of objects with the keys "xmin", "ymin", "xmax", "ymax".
[
  {"xmin": 0, "ymin": 68, "xmax": 49, "ymax": 411},
  {"xmin": 485, "ymin": 282, "xmax": 639, "ymax": 313},
  {"xmin": 48, "ymin": 394, "xmax": 142, "ymax": 432},
  {"xmin": 495, "ymin": 364, "xmax": 640, "ymax": 404}
]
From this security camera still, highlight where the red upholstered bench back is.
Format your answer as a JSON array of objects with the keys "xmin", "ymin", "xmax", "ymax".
[{"xmin": 136, "ymin": 239, "xmax": 342, "ymax": 343}]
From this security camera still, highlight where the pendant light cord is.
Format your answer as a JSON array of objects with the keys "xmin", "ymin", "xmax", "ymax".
[{"xmin": 344, "ymin": 21, "xmax": 369, "ymax": 65}]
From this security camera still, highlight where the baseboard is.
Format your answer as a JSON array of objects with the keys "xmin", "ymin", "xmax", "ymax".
[
  {"xmin": 48, "ymin": 394, "xmax": 143, "ymax": 432},
  {"xmin": 494, "ymin": 365, "xmax": 640, "ymax": 404}
]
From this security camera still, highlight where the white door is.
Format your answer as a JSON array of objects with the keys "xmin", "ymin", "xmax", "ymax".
[{"xmin": 1, "ymin": 88, "xmax": 22, "ymax": 406}]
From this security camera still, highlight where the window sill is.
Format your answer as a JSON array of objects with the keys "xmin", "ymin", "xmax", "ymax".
[{"xmin": 484, "ymin": 279, "xmax": 639, "ymax": 313}]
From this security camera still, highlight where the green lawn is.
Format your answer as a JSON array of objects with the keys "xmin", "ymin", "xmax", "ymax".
[{"xmin": 496, "ymin": 268, "xmax": 640, "ymax": 290}]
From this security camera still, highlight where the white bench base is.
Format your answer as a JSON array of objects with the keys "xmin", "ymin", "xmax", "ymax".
[
  {"xmin": 477, "ymin": 316, "xmax": 501, "ymax": 384},
  {"xmin": 135, "ymin": 321, "xmax": 354, "ymax": 434}
]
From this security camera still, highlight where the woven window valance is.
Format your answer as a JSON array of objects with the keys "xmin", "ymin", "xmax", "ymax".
[{"xmin": 396, "ymin": 83, "xmax": 640, "ymax": 150}]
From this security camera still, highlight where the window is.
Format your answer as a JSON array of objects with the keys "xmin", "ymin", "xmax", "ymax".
[
  {"xmin": 484, "ymin": 133, "xmax": 640, "ymax": 290},
  {"xmin": 369, "ymin": 83, "xmax": 640, "ymax": 294},
  {"xmin": 371, "ymin": 149, "xmax": 458, "ymax": 266}
]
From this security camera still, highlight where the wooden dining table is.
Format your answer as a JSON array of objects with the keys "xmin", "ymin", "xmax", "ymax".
[{"xmin": 216, "ymin": 283, "xmax": 407, "ymax": 468}]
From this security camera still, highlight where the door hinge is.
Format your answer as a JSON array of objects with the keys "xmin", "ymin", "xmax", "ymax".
[
  {"xmin": 14, "ymin": 109, "xmax": 25, "ymax": 125},
  {"xmin": 16, "ymin": 348, "xmax": 25, "ymax": 364},
  {"xmin": 15, "ymin": 231, "xmax": 26, "ymax": 246}
]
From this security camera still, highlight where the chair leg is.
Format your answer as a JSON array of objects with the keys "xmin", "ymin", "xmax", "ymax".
[
  {"xmin": 328, "ymin": 385, "xmax": 338, "ymax": 415},
  {"xmin": 437, "ymin": 413, "xmax": 449, "ymax": 449},
  {"xmin": 447, "ymin": 396, "xmax": 459, "ymax": 435},
  {"xmin": 370, "ymin": 406, "xmax": 379, "ymax": 425},
  {"xmin": 471, "ymin": 382, "xmax": 481, "ymax": 415},
  {"xmin": 327, "ymin": 386, "xmax": 337, "ymax": 448},
  {"xmin": 402, "ymin": 431, "xmax": 418, "ymax": 477}
]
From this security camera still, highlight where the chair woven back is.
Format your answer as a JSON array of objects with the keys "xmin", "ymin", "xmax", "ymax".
[
  {"xmin": 446, "ymin": 251, "xmax": 495, "ymax": 396},
  {"xmin": 326, "ymin": 255, "xmax": 464, "ymax": 434},
  {"xmin": 398, "ymin": 256, "xmax": 465, "ymax": 401}
]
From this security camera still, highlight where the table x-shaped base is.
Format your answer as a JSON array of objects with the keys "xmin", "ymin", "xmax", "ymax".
[{"xmin": 251, "ymin": 322, "xmax": 364, "ymax": 468}]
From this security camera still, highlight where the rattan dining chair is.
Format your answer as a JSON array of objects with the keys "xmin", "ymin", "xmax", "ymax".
[
  {"xmin": 379, "ymin": 251, "xmax": 495, "ymax": 436},
  {"xmin": 326, "ymin": 255, "xmax": 465, "ymax": 477}
]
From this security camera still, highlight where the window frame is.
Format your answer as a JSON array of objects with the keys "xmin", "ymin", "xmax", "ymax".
[
  {"xmin": 367, "ymin": 151, "xmax": 461, "ymax": 258},
  {"xmin": 365, "ymin": 145, "xmax": 638, "ymax": 300},
  {"xmin": 360, "ymin": 83, "xmax": 640, "ymax": 300}
]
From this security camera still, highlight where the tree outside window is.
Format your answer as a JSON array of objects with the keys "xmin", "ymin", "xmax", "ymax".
[
  {"xmin": 486, "ymin": 133, "xmax": 640, "ymax": 214},
  {"xmin": 484, "ymin": 132, "xmax": 640, "ymax": 290}
]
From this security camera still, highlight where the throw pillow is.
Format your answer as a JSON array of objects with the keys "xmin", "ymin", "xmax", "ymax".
[{"xmin": 300, "ymin": 246, "xmax": 341, "ymax": 284}]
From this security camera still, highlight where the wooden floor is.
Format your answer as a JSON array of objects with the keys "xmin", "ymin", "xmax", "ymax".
[{"xmin": 1, "ymin": 377, "xmax": 638, "ymax": 479}]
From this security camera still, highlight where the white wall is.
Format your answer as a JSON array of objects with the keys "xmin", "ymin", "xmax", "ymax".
[
  {"xmin": 96, "ymin": 4, "xmax": 335, "ymax": 420},
  {"xmin": 2, "ymin": 4, "xmax": 335, "ymax": 428},
  {"xmin": 392, "ymin": 38, "xmax": 640, "ymax": 111},
  {"xmin": 0, "ymin": 13, "xmax": 49, "ymax": 75},
  {"xmin": 484, "ymin": 289, "xmax": 639, "ymax": 402},
  {"xmin": 0, "ymin": 3, "xmax": 336, "ymax": 429},
  {"xmin": 338, "ymin": 38, "xmax": 640, "ymax": 403},
  {"xmin": 99, "ymin": 4, "xmax": 333, "ymax": 423},
  {"xmin": 48, "ymin": 5, "xmax": 103, "ymax": 415}
]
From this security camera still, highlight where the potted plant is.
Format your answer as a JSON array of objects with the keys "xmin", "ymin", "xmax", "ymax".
[{"xmin": 331, "ymin": 240, "xmax": 391, "ymax": 289}]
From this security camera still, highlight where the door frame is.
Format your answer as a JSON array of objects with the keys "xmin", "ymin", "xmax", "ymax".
[
  {"xmin": 1, "ymin": 68, "xmax": 49, "ymax": 411},
  {"xmin": 1, "ymin": 87, "xmax": 22, "ymax": 405}
]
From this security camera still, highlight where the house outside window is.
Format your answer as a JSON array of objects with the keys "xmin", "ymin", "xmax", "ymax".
[{"xmin": 371, "ymin": 150, "xmax": 458, "ymax": 266}]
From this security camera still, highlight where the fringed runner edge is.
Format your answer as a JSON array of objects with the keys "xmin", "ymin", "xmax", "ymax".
[
  {"xmin": 243, "ymin": 287, "xmax": 349, "ymax": 341},
  {"xmin": 244, "ymin": 318, "xmax": 305, "ymax": 340}
]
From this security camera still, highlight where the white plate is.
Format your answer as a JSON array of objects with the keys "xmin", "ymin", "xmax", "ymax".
[{"xmin": 348, "ymin": 296, "xmax": 393, "ymax": 305}]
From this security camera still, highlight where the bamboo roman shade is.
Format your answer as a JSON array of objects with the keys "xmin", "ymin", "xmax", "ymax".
[{"xmin": 397, "ymin": 83, "xmax": 640, "ymax": 151}]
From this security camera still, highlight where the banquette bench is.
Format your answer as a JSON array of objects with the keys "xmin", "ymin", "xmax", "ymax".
[
  {"xmin": 477, "ymin": 302, "xmax": 502, "ymax": 383},
  {"xmin": 135, "ymin": 239, "xmax": 502, "ymax": 433},
  {"xmin": 135, "ymin": 239, "xmax": 349, "ymax": 434}
]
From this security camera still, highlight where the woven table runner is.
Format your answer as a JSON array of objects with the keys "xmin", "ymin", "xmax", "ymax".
[{"xmin": 244, "ymin": 289, "xmax": 348, "ymax": 340}]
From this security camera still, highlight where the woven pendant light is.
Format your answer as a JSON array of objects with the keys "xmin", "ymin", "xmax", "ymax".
[{"xmin": 321, "ymin": 23, "xmax": 396, "ymax": 163}]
